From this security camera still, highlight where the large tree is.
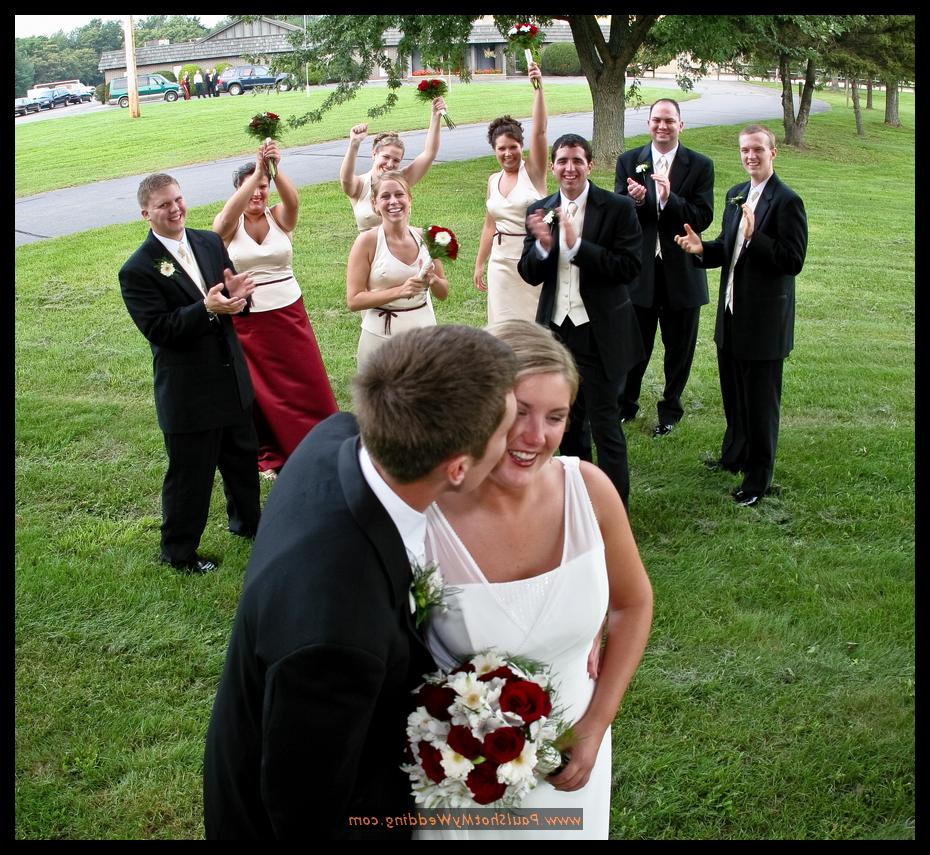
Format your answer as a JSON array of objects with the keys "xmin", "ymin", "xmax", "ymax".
[{"xmin": 272, "ymin": 14, "xmax": 739, "ymax": 164}]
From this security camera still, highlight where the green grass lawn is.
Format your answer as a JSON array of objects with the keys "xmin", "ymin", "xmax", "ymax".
[
  {"xmin": 15, "ymin": 89, "xmax": 913, "ymax": 839},
  {"xmin": 13, "ymin": 80, "xmax": 691, "ymax": 198}
]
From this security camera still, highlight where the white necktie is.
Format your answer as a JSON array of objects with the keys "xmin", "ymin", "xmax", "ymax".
[
  {"xmin": 655, "ymin": 156, "xmax": 668, "ymax": 257},
  {"xmin": 725, "ymin": 188, "xmax": 761, "ymax": 314},
  {"xmin": 567, "ymin": 201, "xmax": 578, "ymax": 220},
  {"xmin": 176, "ymin": 243, "xmax": 207, "ymax": 294},
  {"xmin": 177, "ymin": 243, "xmax": 192, "ymax": 265}
]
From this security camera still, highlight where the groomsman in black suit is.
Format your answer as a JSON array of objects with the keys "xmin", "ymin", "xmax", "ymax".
[
  {"xmin": 615, "ymin": 98, "xmax": 715, "ymax": 437},
  {"xmin": 676, "ymin": 125, "xmax": 808, "ymax": 507},
  {"xmin": 519, "ymin": 133, "xmax": 643, "ymax": 507},
  {"xmin": 119, "ymin": 173, "xmax": 260, "ymax": 573},
  {"xmin": 203, "ymin": 326, "xmax": 518, "ymax": 838}
]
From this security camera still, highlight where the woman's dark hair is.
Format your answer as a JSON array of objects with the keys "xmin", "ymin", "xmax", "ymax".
[
  {"xmin": 487, "ymin": 115, "xmax": 524, "ymax": 148},
  {"xmin": 233, "ymin": 161, "xmax": 257, "ymax": 188}
]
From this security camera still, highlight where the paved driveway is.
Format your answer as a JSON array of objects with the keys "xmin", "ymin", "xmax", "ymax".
[{"xmin": 15, "ymin": 78, "xmax": 827, "ymax": 246}]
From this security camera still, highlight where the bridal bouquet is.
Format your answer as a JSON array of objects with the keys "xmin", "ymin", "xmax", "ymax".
[
  {"xmin": 421, "ymin": 225, "xmax": 459, "ymax": 263},
  {"xmin": 415, "ymin": 78, "xmax": 455, "ymax": 129},
  {"xmin": 246, "ymin": 111, "xmax": 283, "ymax": 180},
  {"xmin": 402, "ymin": 651, "xmax": 569, "ymax": 808},
  {"xmin": 507, "ymin": 23, "xmax": 544, "ymax": 89}
]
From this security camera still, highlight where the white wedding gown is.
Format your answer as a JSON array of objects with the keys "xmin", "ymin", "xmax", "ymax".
[{"xmin": 414, "ymin": 456, "xmax": 611, "ymax": 839}]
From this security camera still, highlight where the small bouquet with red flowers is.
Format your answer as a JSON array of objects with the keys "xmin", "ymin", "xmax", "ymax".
[
  {"xmin": 402, "ymin": 651, "xmax": 571, "ymax": 808},
  {"xmin": 507, "ymin": 23, "xmax": 544, "ymax": 89},
  {"xmin": 421, "ymin": 225, "xmax": 459, "ymax": 268},
  {"xmin": 415, "ymin": 78, "xmax": 455, "ymax": 129},
  {"xmin": 246, "ymin": 111, "xmax": 283, "ymax": 180}
]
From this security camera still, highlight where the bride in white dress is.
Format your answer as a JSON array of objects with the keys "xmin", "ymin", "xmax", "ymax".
[{"xmin": 416, "ymin": 320, "xmax": 653, "ymax": 839}]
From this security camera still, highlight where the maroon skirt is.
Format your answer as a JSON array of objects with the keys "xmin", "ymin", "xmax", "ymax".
[{"xmin": 233, "ymin": 296, "xmax": 338, "ymax": 472}]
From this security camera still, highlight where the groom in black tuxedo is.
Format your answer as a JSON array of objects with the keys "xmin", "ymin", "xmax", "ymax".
[
  {"xmin": 518, "ymin": 133, "xmax": 643, "ymax": 507},
  {"xmin": 676, "ymin": 124, "xmax": 808, "ymax": 506},
  {"xmin": 119, "ymin": 173, "xmax": 259, "ymax": 573},
  {"xmin": 203, "ymin": 325, "xmax": 518, "ymax": 839}
]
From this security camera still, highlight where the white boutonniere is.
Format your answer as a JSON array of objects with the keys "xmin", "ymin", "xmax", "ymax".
[
  {"xmin": 542, "ymin": 207, "xmax": 559, "ymax": 226},
  {"xmin": 635, "ymin": 161, "xmax": 651, "ymax": 177},
  {"xmin": 408, "ymin": 560, "xmax": 459, "ymax": 628},
  {"xmin": 155, "ymin": 257, "xmax": 177, "ymax": 278}
]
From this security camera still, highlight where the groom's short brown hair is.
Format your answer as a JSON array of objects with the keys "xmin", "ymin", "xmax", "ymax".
[{"xmin": 353, "ymin": 325, "xmax": 517, "ymax": 483}]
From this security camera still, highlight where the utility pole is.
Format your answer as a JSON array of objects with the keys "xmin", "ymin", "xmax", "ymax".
[{"xmin": 124, "ymin": 15, "xmax": 140, "ymax": 118}]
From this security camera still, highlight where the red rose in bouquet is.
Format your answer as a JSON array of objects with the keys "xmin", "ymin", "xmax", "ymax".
[
  {"xmin": 246, "ymin": 111, "xmax": 284, "ymax": 180},
  {"xmin": 500, "ymin": 678, "xmax": 552, "ymax": 724},
  {"xmin": 417, "ymin": 682, "xmax": 456, "ymax": 721},
  {"xmin": 466, "ymin": 761, "xmax": 507, "ymax": 805},
  {"xmin": 447, "ymin": 725, "xmax": 483, "ymax": 760},
  {"xmin": 417, "ymin": 741, "xmax": 445, "ymax": 784},
  {"xmin": 482, "ymin": 726, "xmax": 526, "ymax": 764}
]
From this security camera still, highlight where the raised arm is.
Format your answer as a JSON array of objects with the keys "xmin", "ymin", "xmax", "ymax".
[
  {"xmin": 262, "ymin": 140, "xmax": 300, "ymax": 234},
  {"xmin": 212, "ymin": 153, "xmax": 264, "ymax": 245},
  {"xmin": 339, "ymin": 124, "xmax": 368, "ymax": 199},
  {"xmin": 525, "ymin": 62, "xmax": 549, "ymax": 195},
  {"xmin": 402, "ymin": 97, "xmax": 445, "ymax": 188}
]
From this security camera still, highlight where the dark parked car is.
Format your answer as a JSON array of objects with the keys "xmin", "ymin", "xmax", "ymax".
[
  {"xmin": 35, "ymin": 88, "xmax": 72, "ymax": 110},
  {"xmin": 66, "ymin": 86, "xmax": 95, "ymax": 104},
  {"xmin": 15, "ymin": 97, "xmax": 41, "ymax": 116},
  {"xmin": 216, "ymin": 65, "xmax": 292, "ymax": 96}
]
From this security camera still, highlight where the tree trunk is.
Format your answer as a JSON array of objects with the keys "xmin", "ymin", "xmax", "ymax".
[
  {"xmin": 567, "ymin": 15, "xmax": 658, "ymax": 165},
  {"xmin": 866, "ymin": 79, "xmax": 874, "ymax": 110},
  {"xmin": 830, "ymin": 74, "xmax": 840, "ymax": 91},
  {"xmin": 884, "ymin": 78, "xmax": 901, "ymax": 127},
  {"xmin": 780, "ymin": 56, "xmax": 815, "ymax": 148},
  {"xmin": 850, "ymin": 77, "xmax": 865, "ymax": 137}
]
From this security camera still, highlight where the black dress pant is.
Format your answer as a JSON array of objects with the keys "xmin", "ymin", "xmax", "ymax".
[
  {"xmin": 620, "ymin": 258, "xmax": 701, "ymax": 425},
  {"xmin": 160, "ymin": 413, "xmax": 260, "ymax": 563},
  {"xmin": 550, "ymin": 318, "xmax": 629, "ymax": 507},
  {"xmin": 717, "ymin": 309, "xmax": 784, "ymax": 495}
]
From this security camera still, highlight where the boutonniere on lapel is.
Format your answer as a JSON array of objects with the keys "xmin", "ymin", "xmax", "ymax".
[
  {"xmin": 729, "ymin": 193, "xmax": 745, "ymax": 209},
  {"xmin": 635, "ymin": 161, "xmax": 651, "ymax": 181},
  {"xmin": 542, "ymin": 206, "xmax": 560, "ymax": 227},
  {"xmin": 154, "ymin": 257, "xmax": 177, "ymax": 278},
  {"xmin": 409, "ymin": 559, "xmax": 459, "ymax": 628}
]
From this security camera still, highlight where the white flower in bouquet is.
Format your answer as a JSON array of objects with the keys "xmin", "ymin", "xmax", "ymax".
[
  {"xmin": 440, "ymin": 746, "xmax": 475, "ymax": 781},
  {"xmin": 497, "ymin": 740, "xmax": 539, "ymax": 786}
]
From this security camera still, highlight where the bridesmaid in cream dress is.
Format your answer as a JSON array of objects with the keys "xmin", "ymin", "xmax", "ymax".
[
  {"xmin": 416, "ymin": 320, "xmax": 653, "ymax": 840},
  {"xmin": 340, "ymin": 98, "xmax": 447, "ymax": 232},
  {"xmin": 346, "ymin": 171, "xmax": 449, "ymax": 366},
  {"xmin": 474, "ymin": 62, "xmax": 549, "ymax": 324}
]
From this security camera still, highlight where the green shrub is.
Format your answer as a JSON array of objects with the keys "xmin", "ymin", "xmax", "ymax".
[
  {"xmin": 214, "ymin": 62, "xmax": 231, "ymax": 77},
  {"xmin": 94, "ymin": 82, "xmax": 109, "ymax": 104},
  {"xmin": 178, "ymin": 63, "xmax": 202, "ymax": 83},
  {"xmin": 157, "ymin": 69, "xmax": 177, "ymax": 82},
  {"xmin": 541, "ymin": 42, "xmax": 581, "ymax": 76}
]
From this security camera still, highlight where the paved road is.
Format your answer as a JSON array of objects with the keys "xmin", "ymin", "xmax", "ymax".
[{"xmin": 15, "ymin": 79, "xmax": 827, "ymax": 247}]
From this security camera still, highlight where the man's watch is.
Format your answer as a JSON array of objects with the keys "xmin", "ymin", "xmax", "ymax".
[{"xmin": 205, "ymin": 302, "xmax": 218, "ymax": 321}]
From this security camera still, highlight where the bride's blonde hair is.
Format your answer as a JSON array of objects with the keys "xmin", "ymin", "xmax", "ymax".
[{"xmin": 486, "ymin": 320, "xmax": 579, "ymax": 403}]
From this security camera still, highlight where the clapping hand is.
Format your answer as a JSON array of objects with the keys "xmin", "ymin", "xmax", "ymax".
[
  {"xmin": 206, "ymin": 268, "xmax": 255, "ymax": 315},
  {"xmin": 626, "ymin": 176, "xmax": 647, "ymax": 205},
  {"xmin": 652, "ymin": 171, "xmax": 670, "ymax": 206},
  {"xmin": 674, "ymin": 224, "xmax": 703, "ymax": 255},
  {"xmin": 526, "ymin": 208, "xmax": 554, "ymax": 252}
]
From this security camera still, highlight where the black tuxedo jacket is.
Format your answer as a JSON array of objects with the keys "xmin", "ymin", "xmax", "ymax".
[
  {"xmin": 203, "ymin": 412, "xmax": 435, "ymax": 839},
  {"xmin": 615, "ymin": 143, "xmax": 714, "ymax": 310},
  {"xmin": 118, "ymin": 228, "xmax": 253, "ymax": 433},
  {"xmin": 517, "ymin": 181, "xmax": 645, "ymax": 380},
  {"xmin": 696, "ymin": 173, "xmax": 808, "ymax": 361}
]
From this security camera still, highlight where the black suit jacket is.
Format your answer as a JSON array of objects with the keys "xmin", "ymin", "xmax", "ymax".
[
  {"xmin": 118, "ymin": 228, "xmax": 253, "ymax": 433},
  {"xmin": 517, "ymin": 181, "xmax": 645, "ymax": 380},
  {"xmin": 615, "ymin": 143, "xmax": 714, "ymax": 309},
  {"xmin": 203, "ymin": 412, "xmax": 435, "ymax": 839},
  {"xmin": 696, "ymin": 173, "xmax": 808, "ymax": 361}
]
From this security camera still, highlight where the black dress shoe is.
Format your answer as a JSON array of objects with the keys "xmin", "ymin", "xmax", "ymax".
[
  {"xmin": 653, "ymin": 423, "xmax": 675, "ymax": 437},
  {"xmin": 619, "ymin": 409, "xmax": 638, "ymax": 423},
  {"xmin": 162, "ymin": 554, "xmax": 219, "ymax": 574},
  {"xmin": 732, "ymin": 488, "xmax": 761, "ymax": 508}
]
